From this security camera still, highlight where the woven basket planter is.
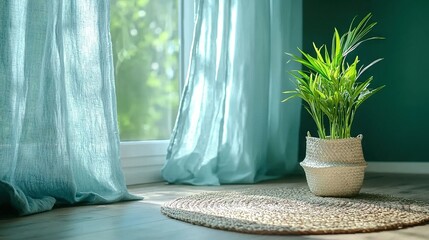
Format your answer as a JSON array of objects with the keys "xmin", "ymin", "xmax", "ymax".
[{"xmin": 300, "ymin": 135, "xmax": 367, "ymax": 197}]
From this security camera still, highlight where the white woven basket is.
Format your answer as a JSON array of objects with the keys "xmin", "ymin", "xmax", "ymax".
[{"xmin": 300, "ymin": 135, "xmax": 367, "ymax": 197}]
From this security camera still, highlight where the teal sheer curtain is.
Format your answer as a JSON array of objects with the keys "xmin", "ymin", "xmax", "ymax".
[
  {"xmin": 162, "ymin": 0, "xmax": 303, "ymax": 185},
  {"xmin": 0, "ymin": 1, "xmax": 139, "ymax": 216}
]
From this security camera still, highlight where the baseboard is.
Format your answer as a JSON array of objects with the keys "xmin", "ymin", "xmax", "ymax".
[
  {"xmin": 122, "ymin": 160, "xmax": 429, "ymax": 185},
  {"xmin": 120, "ymin": 141, "xmax": 168, "ymax": 185},
  {"xmin": 122, "ymin": 163, "xmax": 164, "ymax": 185},
  {"xmin": 366, "ymin": 162, "xmax": 429, "ymax": 175}
]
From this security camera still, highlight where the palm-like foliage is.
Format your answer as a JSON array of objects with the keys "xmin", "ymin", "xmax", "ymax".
[{"xmin": 283, "ymin": 13, "xmax": 384, "ymax": 139}]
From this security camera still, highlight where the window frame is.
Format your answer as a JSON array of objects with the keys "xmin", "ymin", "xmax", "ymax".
[{"xmin": 120, "ymin": 0, "xmax": 194, "ymax": 185}]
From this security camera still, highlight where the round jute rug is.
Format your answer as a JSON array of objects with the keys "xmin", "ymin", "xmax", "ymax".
[{"xmin": 161, "ymin": 187, "xmax": 429, "ymax": 235}]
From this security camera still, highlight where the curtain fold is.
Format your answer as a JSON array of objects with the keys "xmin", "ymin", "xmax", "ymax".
[
  {"xmin": 0, "ymin": 0, "xmax": 139, "ymax": 216},
  {"xmin": 162, "ymin": 0, "xmax": 303, "ymax": 185}
]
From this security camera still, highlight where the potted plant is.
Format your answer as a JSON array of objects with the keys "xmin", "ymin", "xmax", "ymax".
[{"xmin": 283, "ymin": 13, "xmax": 384, "ymax": 197}]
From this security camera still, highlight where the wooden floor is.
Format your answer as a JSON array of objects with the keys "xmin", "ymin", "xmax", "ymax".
[{"xmin": 1, "ymin": 173, "xmax": 429, "ymax": 240}]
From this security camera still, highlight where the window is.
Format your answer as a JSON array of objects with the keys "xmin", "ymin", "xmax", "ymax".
[
  {"xmin": 111, "ymin": 0, "xmax": 179, "ymax": 141},
  {"xmin": 110, "ymin": 0, "xmax": 194, "ymax": 185},
  {"xmin": 111, "ymin": 0, "xmax": 193, "ymax": 184}
]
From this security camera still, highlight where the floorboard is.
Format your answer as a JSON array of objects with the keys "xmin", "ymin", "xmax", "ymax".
[{"xmin": 1, "ymin": 173, "xmax": 428, "ymax": 240}]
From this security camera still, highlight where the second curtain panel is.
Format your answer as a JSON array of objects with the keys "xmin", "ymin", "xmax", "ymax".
[{"xmin": 162, "ymin": 0, "xmax": 303, "ymax": 185}]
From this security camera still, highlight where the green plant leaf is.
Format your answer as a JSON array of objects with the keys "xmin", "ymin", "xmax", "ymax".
[{"xmin": 284, "ymin": 13, "xmax": 384, "ymax": 139}]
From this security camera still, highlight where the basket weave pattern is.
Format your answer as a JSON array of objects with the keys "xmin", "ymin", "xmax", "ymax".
[{"xmin": 301, "ymin": 135, "xmax": 367, "ymax": 197}]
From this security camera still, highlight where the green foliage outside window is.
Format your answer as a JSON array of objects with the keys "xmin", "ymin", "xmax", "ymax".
[{"xmin": 110, "ymin": 0, "xmax": 179, "ymax": 140}]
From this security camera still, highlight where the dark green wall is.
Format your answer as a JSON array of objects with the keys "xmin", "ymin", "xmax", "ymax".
[{"xmin": 300, "ymin": 0, "xmax": 429, "ymax": 162}]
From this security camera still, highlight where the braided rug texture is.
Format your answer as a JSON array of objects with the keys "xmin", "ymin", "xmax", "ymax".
[{"xmin": 161, "ymin": 187, "xmax": 429, "ymax": 235}]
